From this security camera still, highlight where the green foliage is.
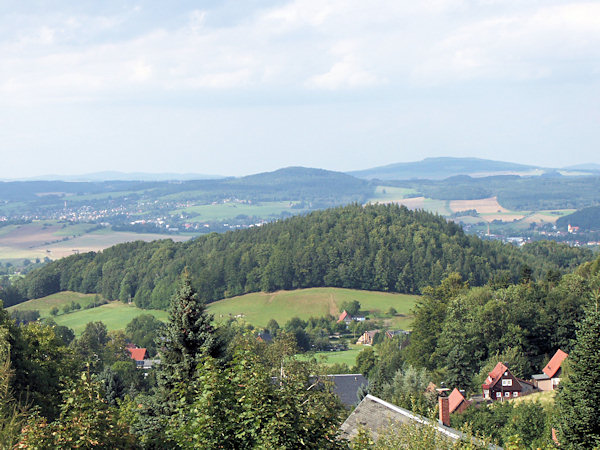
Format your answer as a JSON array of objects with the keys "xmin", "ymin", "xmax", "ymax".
[
  {"xmin": 14, "ymin": 203, "xmax": 590, "ymax": 309},
  {"xmin": 340, "ymin": 300, "xmax": 361, "ymax": 315},
  {"xmin": 125, "ymin": 314, "xmax": 165, "ymax": 357},
  {"xmin": 451, "ymin": 400, "xmax": 551, "ymax": 448},
  {"xmin": 135, "ymin": 272, "xmax": 222, "ymax": 447},
  {"xmin": 10, "ymin": 309, "xmax": 40, "ymax": 324},
  {"xmin": 50, "ymin": 306, "xmax": 59, "ymax": 316},
  {"xmin": 379, "ymin": 365, "xmax": 436, "ymax": 416},
  {"xmin": 165, "ymin": 334, "xmax": 345, "ymax": 449},
  {"xmin": 556, "ymin": 205, "xmax": 600, "ymax": 231},
  {"xmin": 556, "ymin": 307, "xmax": 600, "ymax": 448},
  {"xmin": 406, "ymin": 266, "xmax": 600, "ymax": 392},
  {"xmin": 18, "ymin": 370, "xmax": 137, "ymax": 448},
  {"xmin": 354, "ymin": 347, "xmax": 378, "ymax": 378},
  {"xmin": 17, "ymin": 322, "xmax": 78, "ymax": 419},
  {"xmin": 0, "ymin": 354, "xmax": 27, "ymax": 449},
  {"xmin": 350, "ymin": 420, "xmax": 490, "ymax": 449}
]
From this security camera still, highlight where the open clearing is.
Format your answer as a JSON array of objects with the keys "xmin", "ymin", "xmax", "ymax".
[
  {"xmin": 449, "ymin": 197, "xmax": 509, "ymax": 214},
  {"xmin": 8, "ymin": 291, "xmax": 168, "ymax": 335},
  {"xmin": 172, "ymin": 201, "xmax": 309, "ymax": 222},
  {"xmin": 298, "ymin": 344, "xmax": 363, "ymax": 368},
  {"xmin": 0, "ymin": 221, "xmax": 194, "ymax": 262},
  {"xmin": 368, "ymin": 186, "xmax": 419, "ymax": 203},
  {"xmin": 509, "ymin": 390, "xmax": 555, "ymax": 406},
  {"xmin": 207, "ymin": 287, "xmax": 418, "ymax": 329}
]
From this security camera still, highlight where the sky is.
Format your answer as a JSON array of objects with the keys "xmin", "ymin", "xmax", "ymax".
[{"xmin": 0, "ymin": 0, "xmax": 599, "ymax": 178}]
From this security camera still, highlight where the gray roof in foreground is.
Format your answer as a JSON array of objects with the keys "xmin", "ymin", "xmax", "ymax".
[
  {"xmin": 340, "ymin": 394, "xmax": 502, "ymax": 449},
  {"xmin": 327, "ymin": 374, "xmax": 368, "ymax": 407}
]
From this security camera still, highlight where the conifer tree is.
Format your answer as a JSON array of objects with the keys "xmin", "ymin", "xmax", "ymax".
[
  {"xmin": 134, "ymin": 270, "xmax": 221, "ymax": 448},
  {"xmin": 556, "ymin": 306, "xmax": 600, "ymax": 447},
  {"xmin": 158, "ymin": 269, "xmax": 220, "ymax": 386}
]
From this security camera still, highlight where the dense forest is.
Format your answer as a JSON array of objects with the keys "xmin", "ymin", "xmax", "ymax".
[
  {"xmin": 349, "ymin": 256, "xmax": 600, "ymax": 448},
  {"xmin": 3, "ymin": 204, "xmax": 593, "ymax": 309}
]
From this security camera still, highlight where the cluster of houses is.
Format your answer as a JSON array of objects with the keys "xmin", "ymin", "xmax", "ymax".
[
  {"xmin": 341, "ymin": 349, "xmax": 569, "ymax": 447},
  {"xmin": 337, "ymin": 310, "xmax": 410, "ymax": 346}
]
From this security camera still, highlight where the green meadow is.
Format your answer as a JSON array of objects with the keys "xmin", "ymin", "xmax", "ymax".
[
  {"xmin": 8, "ymin": 287, "xmax": 418, "ymax": 338},
  {"xmin": 7, "ymin": 291, "xmax": 168, "ymax": 336},
  {"xmin": 207, "ymin": 287, "xmax": 419, "ymax": 329},
  {"xmin": 172, "ymin": 201, "xmax": 309, "ymax": 222},
  {"xmin": 298, "ymin": 344, "xmax": 363, "ymax": 367}
]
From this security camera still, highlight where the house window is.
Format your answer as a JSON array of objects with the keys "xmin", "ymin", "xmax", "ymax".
[
  {"xmin": 513, "ymin": 392, "xmax": 519, "ymax": 397},
  {"xmin": 496, "ymin": 392, "xmax": 501, "ymax": 398},
  {"xmin": 502, "ymin": 379, "xmax": 513, "ymax": 386},
  {"xmin": 505, "ymin": 391, "xmax": 510, "ymax": 397}
]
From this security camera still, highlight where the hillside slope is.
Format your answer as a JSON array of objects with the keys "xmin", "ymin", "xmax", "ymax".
[{"xmin": 8, "ymin": 204, "xmax": 592, "ymax": 310}]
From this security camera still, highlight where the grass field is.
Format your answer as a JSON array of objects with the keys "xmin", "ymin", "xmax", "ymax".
[
  {"xmin": 172, "ymin": 201, "xmax": 309, "ymax": 222},
  {"xmin": 208, "ymin": 287, "xmax": 419, "ymax": 329},
  {"xmin": 368, "ymin": 186, "xmax": 419, "ymax": 203},
  {"xmin": 7, "ymin": 291, "xmax": 99, "ymax": 316},
  {"xmin": 509, "ymin": 390, "xmax": 555, "ymax": 406},
  {"xmin": 298, "ymin": 344, "xmax": 363, "ymax": 367},
  {"xmin": 7, "ymin": 291, "xmax": 168, "ymax": 335},
  {"xmin": 52, "ymin": 302, "xmax": 168, "ymax": 335}
]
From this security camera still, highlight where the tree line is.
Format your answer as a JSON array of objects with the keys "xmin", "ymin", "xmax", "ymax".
[{"xmin": 4, "ymin": 203, "xmax": 592, "ymax": 310}]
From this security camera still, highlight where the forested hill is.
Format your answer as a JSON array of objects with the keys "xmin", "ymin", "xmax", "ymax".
[
  {"xmin": 556, "ymin": 206, "xmax": 600, "ymax": 231},
  {"xmin": 6, "ymin": 204, "xmax": 592, "ymax": 309}
]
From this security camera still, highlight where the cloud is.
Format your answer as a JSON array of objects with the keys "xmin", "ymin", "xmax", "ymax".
[
  {"xmin": 0, "ymin": 0, "xmax": 598, "ymax": 106},
  {"xmin": 413, "ymin": 2, "xmax": 600, "ymax": 82}
]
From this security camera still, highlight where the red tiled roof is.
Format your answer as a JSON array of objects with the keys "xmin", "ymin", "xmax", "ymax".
[
  {"xmin": 128, "ymin": 347, "xmax": 147, "ymax": 361},
  {"xmin": 338, "ymin": 311, "xmax": 351, "ymax": 323},
  {"xmin": 543, "ymin": 349, "xmax": 568, "ymax": 378},
  {"xmin": 448, "ymin": 388, "xmax": 466, "ymax": 414},
  {"xmin": 484, "ymin": 362, "xmax": 508, "ymax": 387}
]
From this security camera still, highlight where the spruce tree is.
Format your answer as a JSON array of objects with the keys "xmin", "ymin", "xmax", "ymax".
[
  {"xmin": 556, "ymin": 306, "xmax": 600, "ymax": 447},
  {"xmin": 135, "ymin": 271, "xmax": 221, "ymax": 448},
  {"xmin": 158, "ymin": 270, "xmax": 220, "ymax": 386}
]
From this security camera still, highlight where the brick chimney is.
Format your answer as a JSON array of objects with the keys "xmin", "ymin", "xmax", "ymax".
[{"xmin": 439, "ymin": 396, "xmax": 450, "ymax": 427}]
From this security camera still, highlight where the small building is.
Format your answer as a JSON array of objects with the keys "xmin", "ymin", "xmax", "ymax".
[
  {"xmin": 385, "ymin": 330, "xmax": 410, "ymax": 339},
  {"xmin": 127, "ymin": 347, "xmax": 148, "ymax": 368},
  {"xmin": 482, "ymin": 362, "xmax": 534, "ymax": 401},
  {"xmin": 257, "ymin": 331, "xmax": 273, "ymax": 343},
  {"xmin": 337, "ymin": 310, "xmax": 353, "ymax": 324},
  {"xmin": 356, "ymin": 330, "xmax": 380, "ymax": 345},
  {"xmin": 532, "ymin": 349, "xmax": 568, "ymax": 391}
]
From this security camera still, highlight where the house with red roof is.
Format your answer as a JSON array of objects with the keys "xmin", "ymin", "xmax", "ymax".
[
  {"xmin": 337, "ymin": 310, "xmax": 353, "ymax": 324},
  {"xmin": 127, "ymin": 346, "xmax": 148, "ymax": 368},
  {"xmin": 482, "ymin": 362, "xmax": 534, "ymax": 401},
  {"xmin": 532, "ymin": 349, "xmax": 568, "ymax": 391}
]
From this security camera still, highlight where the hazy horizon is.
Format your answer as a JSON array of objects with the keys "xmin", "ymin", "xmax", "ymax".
[{"xmin": 1, "ymin": 1, "xmax": 598, "ymax": 178}]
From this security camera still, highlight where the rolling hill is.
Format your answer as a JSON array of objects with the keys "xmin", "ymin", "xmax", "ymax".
[
  {"xmin": 7, "ymin": 203, "xmax": 592, "ymax": 313},
  {"xmin": 348, "ymin": 157, "xmax": 543, "ymax": 180},
  {"xmin": 207, "ymin": 287, "xmax": 418, "ymax": 329}
]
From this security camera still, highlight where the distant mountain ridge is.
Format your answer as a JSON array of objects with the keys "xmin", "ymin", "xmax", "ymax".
[
  {"xmin": 348, "ymin": 157, "xmax": 545, "ymax": 180},
  {"xmin": 2, "ymin": 171, "xmax": 224, "ymax": 182}
]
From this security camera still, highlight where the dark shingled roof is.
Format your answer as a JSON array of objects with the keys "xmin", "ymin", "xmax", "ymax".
[{"xmin": 327, "ymin": 374, "xmax": 368, "ymax": 406}]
